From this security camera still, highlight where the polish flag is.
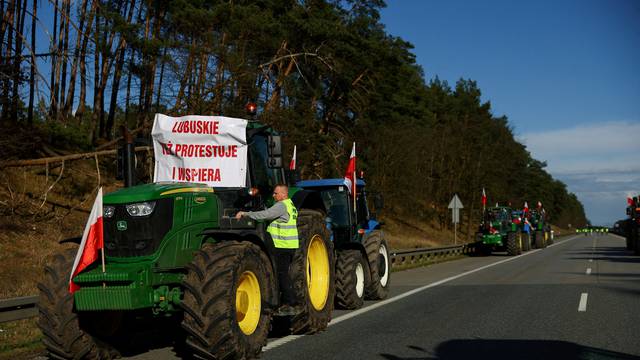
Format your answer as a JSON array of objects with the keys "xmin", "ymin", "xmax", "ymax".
[
  {"xmin": 343, "ymin": 142, "xmax": 356, "ymax": 194},
  {"xmin": 628, "ymin": 197, "xmax": 634, "ymax": 206},
  {"xmin": 523, "ymin": 201, "xmax": 529, "ymax": 214},
  {"xmin": 481, "ymin": 188, "xmax": 487, "ymax": 206},
  {"xmin": 537, "ymin": 201, "xmax": 542, "ymax": 209},
  {"xmin": 289, "ymin": 145, "xmax": 297, "ymax": 170},
  {"xmin": 69, "ymin": 188, "xmax": 104, "ymax": 294}
]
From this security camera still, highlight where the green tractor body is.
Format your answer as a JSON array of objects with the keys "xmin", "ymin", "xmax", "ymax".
[
  {"xmin": 475, "ymin": 206, "xmax": 525, "ymax": 256},
  {"xmin": 38, "ymin": 116, "xmax": 334, "ymax": 359},
  {"xmin": 529, "ymin": 207, "xmax": 552, "ymax": 248},
  {"xmin": 296, "ymin": 179, "xmax": 389, "ymax": 309}
]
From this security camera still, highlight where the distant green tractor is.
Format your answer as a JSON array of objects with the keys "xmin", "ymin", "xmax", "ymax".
[
  {"xmin": 475, "ymin": 206, "xmax": 526, "ymax": 256},
  {"xmin": 529, "ymin": 208, "xmax": 552, "ymax": 248},
  {"xmin": 297, "ymin": 179, "xmax": 389, "ymax": 310},
  {"xmin": 38, "ymin": 113, "xmax": 334, "ymax": 359}
]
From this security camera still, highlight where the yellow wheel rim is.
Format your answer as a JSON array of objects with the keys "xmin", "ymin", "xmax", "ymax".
[
  {"xmin": 236, "ymin": 271, "xmax": 261, "ymax": 335},
  {"xmin": 306, "ymin": 234, "xmax": 330, "ymax": 311}
]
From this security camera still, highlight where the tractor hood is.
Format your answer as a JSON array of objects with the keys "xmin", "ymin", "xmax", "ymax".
[{"xmin": 104, "ymin": 182, "xmax": 213, "ymax": 204}]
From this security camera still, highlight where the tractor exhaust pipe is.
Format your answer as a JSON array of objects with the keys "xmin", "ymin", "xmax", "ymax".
[{"xmin": 117, "ymin": 126, "xmax": 136, "ymax": 188}]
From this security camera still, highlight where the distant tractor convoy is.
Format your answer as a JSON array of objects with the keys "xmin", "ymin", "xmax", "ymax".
[
  {"xmin": 475, "ymin": 204, "xmax": 552, "ymax": 256},
  {"xmin": 37, "ymin": 111, "xmax": 390, "ymax": 360}
]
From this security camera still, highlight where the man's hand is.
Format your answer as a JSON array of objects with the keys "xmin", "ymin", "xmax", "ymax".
[{"xmin": 235, "ymin": 211, "xmax": 245, "ymax": 220}]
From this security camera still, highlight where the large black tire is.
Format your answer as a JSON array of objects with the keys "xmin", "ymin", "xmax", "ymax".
[
  {"xmin": 522, "ymin": 232, "xmax": 531, "ymax": 252},
  {"xmin": 335, "ymin": 249, "xmax": 369, "ymax": 310},
  {"xmin": 506, "ymin": 232, "xmax": 520, "ymax": 256},
  {"xmin": 364, "ymin": 230, "xmax": 390, "ymax": 300},
  {"xmin": 633, "ymin": 227, "xmax": 640, "ymax": 256},
  {"xmin": 181, "ymin": 241, "xmax": 275, "ymax": 360},
  {"xmin": 626, "ymin": 235, "xmax": 633, "ymax": 250},
  {"xmin": 534, "ymin": 230, "xmax": 546, "ymax": 249},
  {"xmin": 38, "ymin": 248, "xmax": 121, "ymax": 360},
  {"xmin": 289, "ymin": 209, "xmax": 335, "ymax": 334}
]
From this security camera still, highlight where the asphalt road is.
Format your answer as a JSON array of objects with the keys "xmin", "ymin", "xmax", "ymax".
[{"xmin": 87, "ymin": 234, "xmax": 640, "ymax": 360}]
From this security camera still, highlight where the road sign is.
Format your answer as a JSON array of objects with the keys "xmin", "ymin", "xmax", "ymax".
[
  {"xmin": 448, "ymin": 194, "xmax": 464, "ymax": 244},
  {"xmin": 448, "ymin": 194, "xmax": 464, "ymax": 224}
]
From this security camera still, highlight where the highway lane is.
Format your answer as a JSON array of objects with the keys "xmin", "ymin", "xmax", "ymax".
[
  {"xmin": 88, "ymin": 234, "xmax": 639, "ymax": 360},
  {"xmin": 262, "ymin": 234, "xmax": 640, "ymax": 359}
]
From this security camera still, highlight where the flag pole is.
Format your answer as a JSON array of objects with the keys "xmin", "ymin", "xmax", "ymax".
[{"xmin": 353, "ymin": 169, "xmax": 357, "ymax": 223}]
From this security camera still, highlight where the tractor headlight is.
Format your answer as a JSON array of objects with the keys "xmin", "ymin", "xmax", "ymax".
[
  {"xmin": 126, "ymin": 201, "xmax": 156, "ymax": 217},
  {"xmin": 103, "ymin": 206, "xmax": 115, "ymax": 218}
]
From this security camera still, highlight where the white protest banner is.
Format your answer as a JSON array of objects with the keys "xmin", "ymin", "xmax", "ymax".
[{"xmin": 152, "ymin": 114, "xmax": 248, "ymax": 187}]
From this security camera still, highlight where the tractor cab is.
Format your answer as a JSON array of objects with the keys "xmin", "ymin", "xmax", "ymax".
[{"xmin": 296, "ymin": 178, "xmax": 379, "ymax": 246}]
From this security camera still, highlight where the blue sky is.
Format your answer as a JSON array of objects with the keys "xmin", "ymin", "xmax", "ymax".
[{"xmin": 380, "ymin": 0, "xmax": 640, "ymax": 226}]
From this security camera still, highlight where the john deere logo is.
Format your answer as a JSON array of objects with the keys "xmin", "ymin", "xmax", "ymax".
[{"xmin": 117, "ymin": 221, "xmax": 127, "ymax": 231}]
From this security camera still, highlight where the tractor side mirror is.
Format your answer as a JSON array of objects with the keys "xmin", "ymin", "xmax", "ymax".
[
  {"xmin": 627, "ymin": 207, "xmax": 632, "ymax": 216},
  {"xmin": 268, "ymin": 135, "xmax": 282, "ymax": 156},
  {"xmin": 371, "ymin": 192, "xmax": 384, "ymax": 211}
]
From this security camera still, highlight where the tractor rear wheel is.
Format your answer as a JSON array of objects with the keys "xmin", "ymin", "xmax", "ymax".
[
  {"xmin": 522, "ymin": 232, "xmax": 531, "ymax": 252},
  {"xmin": 364, "ymin": 230, "xmax": 390, "ymax": 300},
  {"xmin": 38, "ymin": 248, "xmax": 121, "ymax": 360},
  {"xmin": 335, "ymin": 250, "xmax": 369, "ymax": 310},
  {"xmin": 506, "ymin": 232, "xmax": 520, "ymax": 256},
  {"xmin": 181, "ymin": 241, "xmax": 275, "ymax": 359},
  {"xmin": 290, "ymin": 209, "xmax": 335, "ymax": 334},
  {"xmin": 534, "ymin": 230, "xmax": 545, "ymax": 249}
]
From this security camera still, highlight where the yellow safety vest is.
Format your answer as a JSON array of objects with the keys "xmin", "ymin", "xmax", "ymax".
[{"xmin": 267, "ymin": 199, "xmax": 299, "ymax": 249}]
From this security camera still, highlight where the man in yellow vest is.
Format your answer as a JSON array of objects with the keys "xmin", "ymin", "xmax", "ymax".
[{"xmin": 235, "ymin": 184, "xmax": 299, "ymax": 307}]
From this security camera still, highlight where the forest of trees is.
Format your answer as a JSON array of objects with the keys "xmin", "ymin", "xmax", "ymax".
[{"xmin": 0, "ymin": 0, "xmax": 587, "ymax": 232}]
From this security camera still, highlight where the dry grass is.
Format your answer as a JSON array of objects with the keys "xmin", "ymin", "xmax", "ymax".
[{"xmin": 0, "ymin": 319, "xmax": 42, "ymax": 359}]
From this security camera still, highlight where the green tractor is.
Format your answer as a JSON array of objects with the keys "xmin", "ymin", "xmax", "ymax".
[
  {"xmin": 529, "ymin": 207, "xmax": 552, "ymax": 248},
  {"xmin": 37, "ymin": 112, "xmax": 335, "ymax": 359},
  {"xmin": 296, "ymin": 179, "xmax": 389, "ymax": 310},
  {"xmin": 475, "ymin": 206, "xmax": 525, "ymax": 256}
]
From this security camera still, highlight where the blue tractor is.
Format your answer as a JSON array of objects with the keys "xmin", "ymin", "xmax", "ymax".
[{"xmin": 297, "ymin": 179, "xmax": 390, "ymax": 309}]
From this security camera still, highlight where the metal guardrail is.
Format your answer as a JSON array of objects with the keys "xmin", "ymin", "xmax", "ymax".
[
  {"xmin": 0, "ymin": 244, "xmax": 476, "ymax": 324},
  {"xmin": 390, "ymin": 243, "xmax": 475, "ymax": 268},
  {"xmin": 0, "ymin": 295, "xmax": 38, "ymax": 324}
]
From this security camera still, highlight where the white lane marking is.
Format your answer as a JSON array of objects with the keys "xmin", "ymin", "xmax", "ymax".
[
  {"xmin": 578, "ymin": 293, "xmax": 588, "ymax": 312},
  {"xmin": 586, "ymin": 268, "xmax": 592, "ymax": 275},
  {"xmin": 265, "ymin": 235, "xmax": 580, "ymax": 351},
  {"xmin": 547, "ymin": 236, "xmax": 579, "ymax": 248}
]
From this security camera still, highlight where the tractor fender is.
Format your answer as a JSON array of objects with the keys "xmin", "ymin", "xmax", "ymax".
[{"xmin": 59, "ymin": 236, "xmax": 81, "ymax": 244}]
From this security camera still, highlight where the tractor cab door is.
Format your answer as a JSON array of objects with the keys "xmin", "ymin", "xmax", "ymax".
[{"xmin": 321, "ymin": 187, "xmax": 354, "ymax": 245}]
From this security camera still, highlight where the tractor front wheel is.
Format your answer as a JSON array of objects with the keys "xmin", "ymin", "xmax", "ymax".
[
  {"xmin": 290, "ymin": 209, "xmax": 335, "ymax": 334},
  {"xmin": 522, "ymin": 232, "xmax": 531, "ymax": 252},
  {"xmin": 364, "ymin": 230, "xmax": 390, "ymax": 300},
  {"xmin": 181, "ymin": 241, "xmax": 275, "ymax": 359},
  {"xmin": 38, "ymin": 248, "xmax": 121, "ymax": 360},
  {"xmin": 335, "ymin": 249, "xmax": 369, "ymax": 310}
]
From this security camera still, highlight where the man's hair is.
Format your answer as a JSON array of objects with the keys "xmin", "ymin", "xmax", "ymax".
[{"xmin": 274, "ymin": 183, "xmax": 288, "ymax": 192}]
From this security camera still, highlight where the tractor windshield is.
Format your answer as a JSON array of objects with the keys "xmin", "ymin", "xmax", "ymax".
[{"xmin": 320, "ymin": 188, "xmax": 351, "ymax": 227}]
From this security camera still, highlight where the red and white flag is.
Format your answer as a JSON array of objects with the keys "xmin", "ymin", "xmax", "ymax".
[
  {"xmin": 343, "ymin": 142, "xmax": 356, "ymax": 194},
  {"xmin": 481, "ymin": 188, "xmax": 487, "ymax": 206},
  {"xmin": 628, "ymin": 197, "xmax": 634, "ymax": 206},
  {"xmin": 289, "ymin": 145, "xmax": 297, "ymax": 170},
  {"xmin": 69, "ymin": 188, "xmax": 104, "ymax": 294},
  {"xmin": 537, "ymin": 201, "xmax": 542, "ymax": 209},
  {"xmin": 523, "ymin": 201, "xmax": 529, "ymax": 214}
]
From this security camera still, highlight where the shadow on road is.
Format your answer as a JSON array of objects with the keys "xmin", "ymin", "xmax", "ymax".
[
  {"xmin": 380, "ymin": 339, "xmax": 640, "ymax": 360},
  {"xmin": 565, "ymin": 246, "xmax": 640, "ymax": 264}
]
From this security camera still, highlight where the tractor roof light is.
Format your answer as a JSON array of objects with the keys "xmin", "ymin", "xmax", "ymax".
[
  {"xmin": 248, "ymin": 187, "xmax": 260, "ymax": 197},
  {"xmin": 245, "ymin": 102, "xmax": 257, "ymax": 116}
]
